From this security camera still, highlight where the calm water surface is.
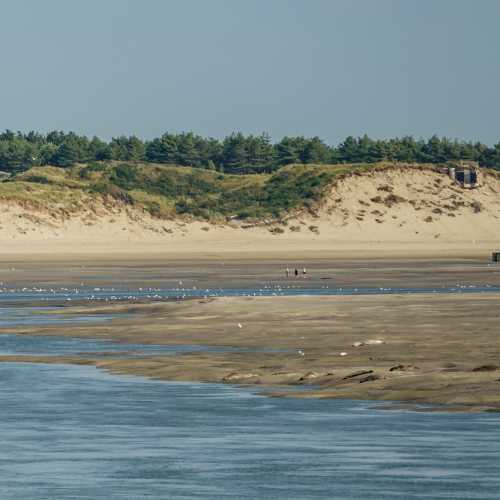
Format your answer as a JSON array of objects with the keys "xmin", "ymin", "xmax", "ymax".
[
  {"xmin": 1, "ymin": 290, "xmax": 500, "ymax": 499},
  {"xmin": 1, "ymin": 363, "xmax": 500, "ymax": 499}
]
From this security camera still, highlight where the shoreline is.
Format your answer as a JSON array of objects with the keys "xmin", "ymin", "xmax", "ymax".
[
  {"xmin": 2, "ymin": 292, "xmax": 500, "ymax": 412},
  {"xmin": 0, "ymin": 355, "xmax": 494, "ymax": 414}
]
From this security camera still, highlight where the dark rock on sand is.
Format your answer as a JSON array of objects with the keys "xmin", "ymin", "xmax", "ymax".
[
  {"xmin": 359, "ymin": 374, "xmax": 381, "ymax": 384},
  {"xmin": 472, "ymin": 364, "xmax": 498, "ymax": 372},
  {"xmin": 343, "ymin": 369, "xmax": 373, "ymax": 380},
  {"xmin": 389, "ymin": 364, "xmax": 419, "ymax": 372}
]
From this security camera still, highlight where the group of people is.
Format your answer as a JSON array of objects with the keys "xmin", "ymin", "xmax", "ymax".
[{"xmin": 285, "ymin": 267, "xmax": 307, "ymax": 278}]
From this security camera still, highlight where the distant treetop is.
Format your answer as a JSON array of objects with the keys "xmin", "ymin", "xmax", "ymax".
[{"xmin": 0, "ymin": 129, "xmax": 499, "ymax": 173}]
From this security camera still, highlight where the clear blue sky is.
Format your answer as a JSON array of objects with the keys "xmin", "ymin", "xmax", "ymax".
[{"xmin": 1, "ymin": 0, "xmax": 499, "ymax": 144}]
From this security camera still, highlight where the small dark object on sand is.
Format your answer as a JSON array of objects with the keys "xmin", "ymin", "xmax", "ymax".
[
  {"xmin": 389, "ymin": 364, "xmax": 419, "ymax": 372},
  {"xmin": 359, "ymin": 374, "xmax": 380, "ymax": 384},
  {"xmin": 343, "ymin": 369, "xmax": 373, "ymax": 380},
  {"xmin": 472, "ymin": 364, "xmax": 498, "ymax": 372},
  {"xmin": 389, "ymin": 365, "xmax": 405, "ymax": 372}
]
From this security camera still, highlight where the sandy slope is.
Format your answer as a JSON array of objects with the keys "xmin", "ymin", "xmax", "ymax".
[{"xmin": 1, "ymin": 166, "xmax": 500, "ymax": 257}]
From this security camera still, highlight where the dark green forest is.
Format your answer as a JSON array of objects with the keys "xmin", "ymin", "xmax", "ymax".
[{"xmin": 1, "ymin": 129, "xmax": 499, "ymax": 174}]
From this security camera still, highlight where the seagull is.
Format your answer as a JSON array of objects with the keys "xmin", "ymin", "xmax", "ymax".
[
  {"xmin": 237, "ymin": 323, "xmax": 243, "ymax": 329},
  {"xmin": 297, "ymin": 350, "xmax": 305, "ymax": 356}
]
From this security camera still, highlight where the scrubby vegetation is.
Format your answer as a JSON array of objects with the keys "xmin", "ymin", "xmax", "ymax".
[
  {"xmin": 2, "ymin": 160, "xmax": 496, "ymax": 223},
  {"xmin": 0, "ymin": 161, "xmax": 373, "ymax": 220},
  {"xmin": 0, "ymin": 129, "xmax": 500, "ymax": 174}
]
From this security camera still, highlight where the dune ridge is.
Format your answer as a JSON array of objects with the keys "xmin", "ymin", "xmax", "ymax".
[{"xmin": 1, "ymin": 164, "xmax": 500, "ymax": 257}]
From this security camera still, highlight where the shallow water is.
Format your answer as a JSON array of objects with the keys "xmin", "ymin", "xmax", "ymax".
[
  {"xmin": 1, "ymin": 283, "xmax": 500, "ymax": 303},
  {"xmin": 0, "ymin": 333, "xmax": 283, "ymax": 357},
  {"xmin": 1, "ymin": 362, "xmax": 500, "ymax": 499},
  {"xmin": 0, "ymin": 300, "xmax": 284, "ymax": 357},
  {"xmin": 0, "ymin": 298, "xmax": 285, "ymax": 357},
  {"xmin": 0, "ymin": 305, "xmax": 117, "ymax": 326}
]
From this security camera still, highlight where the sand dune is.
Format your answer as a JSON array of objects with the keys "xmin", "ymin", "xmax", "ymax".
[{"xmin": 1, "ymin": 166, "xmax": 500, "ymax": 258}]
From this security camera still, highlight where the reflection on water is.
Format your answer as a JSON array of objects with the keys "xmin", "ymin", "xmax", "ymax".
[{"xmin": 1, "ymin": 362, "xmax": 500, "ymax": 499}]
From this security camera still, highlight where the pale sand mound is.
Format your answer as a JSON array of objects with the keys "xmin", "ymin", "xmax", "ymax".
[
  {"xmin": 1, "ymin": 166, "xmax": 500, "ymax": 257},
  {"xmin": 310, "ymin": 167, "xmax": 500, "ymax": 242}
]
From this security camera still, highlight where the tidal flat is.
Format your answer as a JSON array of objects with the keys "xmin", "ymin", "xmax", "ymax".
[{"xmin": 1, "ymin": 257, "xmax": 500, "ymax": 412}]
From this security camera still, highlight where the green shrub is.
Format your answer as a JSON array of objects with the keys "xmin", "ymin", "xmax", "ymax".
[
  {"xmin": 109, "ymin": 163, "xmax": 138, "ymax": 190},
  {"xmin": 147, "ymin": 201, "xmax": 162, "ymax": 216},
  {"xmin": 79, "ymin": 161, "xmax": 107, "ymax": 179},
  {"xmin": 22, "ymin": 175, "xmax": 51, "ymax": 184},
  {"xmin": 90, "ymin": 181, "xmax": 134, "ymax": 204},
  {"xmin": 87, "ymin": 161, "xmax": 107, "ymax": 172},
  {"xmin": 81, "ymin": 162, "xmax": 351, "ymax": 220}
]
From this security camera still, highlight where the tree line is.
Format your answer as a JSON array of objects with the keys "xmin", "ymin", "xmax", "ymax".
[{"xmin": 1, "ymin": 129, "xmax": 499, "ymax": 173}]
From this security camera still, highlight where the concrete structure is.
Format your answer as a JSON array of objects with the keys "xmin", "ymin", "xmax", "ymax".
[{"xmin": 447, "ymin": 161, "xmax": 479, "ymax": 189}]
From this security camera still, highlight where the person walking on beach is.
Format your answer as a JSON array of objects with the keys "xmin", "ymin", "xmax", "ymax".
[
  {"xmin": 285, "ymin": 267, "xmax": 290, "ymax": 278},
  {"xmin": 302, "ymin": 267, "xmax": 307, "ymax": 278},
  {"xmin": 294, "ymin": 268, "xmax": 298, "ymax": 277}
]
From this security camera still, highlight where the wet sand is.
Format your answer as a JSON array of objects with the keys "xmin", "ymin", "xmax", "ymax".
[
  {"xmin": 1, "ymin": 254, "xmax": 500, "ymax": 290},
  {"xmin": 2, "ymin": 277, "xmax": 500, "ymax": 412}
]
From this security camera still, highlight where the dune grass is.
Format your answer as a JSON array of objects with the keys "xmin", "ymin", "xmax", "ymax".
[{"xmin": 0, "ymin": 160, "xmax": 447, "ymax": 221}]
